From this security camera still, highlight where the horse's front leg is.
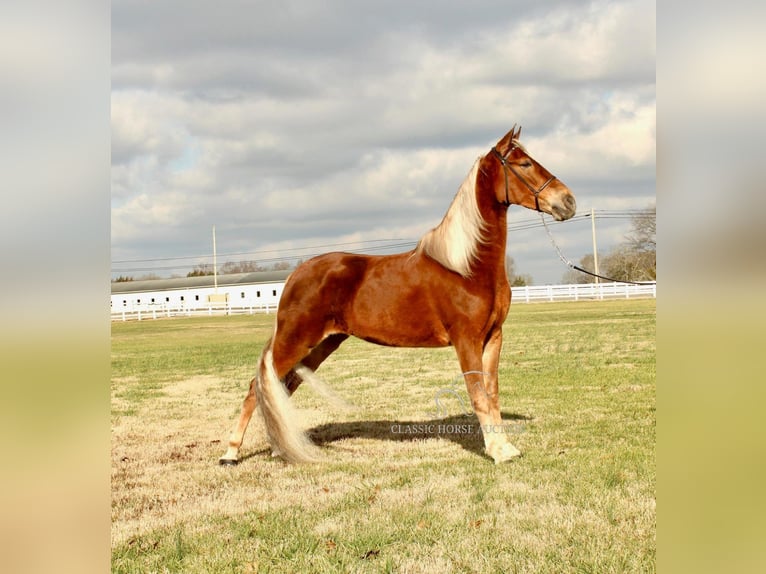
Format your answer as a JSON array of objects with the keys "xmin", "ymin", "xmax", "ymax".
[
  {"xmin": 481, "ymin": 328, "xmax": 521, "ymax": 463},
  {"xmin": 455, "ymin": 338, "xmax": 520, "ymax": 464}
]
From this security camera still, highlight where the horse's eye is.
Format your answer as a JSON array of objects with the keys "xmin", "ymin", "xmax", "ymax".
[{"xmin": 520, "ymin": 161, "xmax": 532, "ymax": 168}]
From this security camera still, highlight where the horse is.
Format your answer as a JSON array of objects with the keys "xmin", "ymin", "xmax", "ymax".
[{"xmin": 219, "ymin": 126, "xmax": 576, "ymax": 465}]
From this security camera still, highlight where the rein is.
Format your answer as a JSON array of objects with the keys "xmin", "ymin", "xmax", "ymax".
[
  {"xmin": 491, "ymin": 146, "xmax": 556, "ymax": 211},
  {"xmin": 539, "ymin": 213, "xmax": 655, "ymax": 285}
]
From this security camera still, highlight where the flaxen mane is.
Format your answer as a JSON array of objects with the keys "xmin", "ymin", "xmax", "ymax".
[{"xmin": 416, "ymin": 158, "xmax": 487, "ymax": 277}]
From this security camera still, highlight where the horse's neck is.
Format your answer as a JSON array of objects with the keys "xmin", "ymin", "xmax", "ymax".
[
  {"xmin": 416, "ymin": 160, "xmax": 509, "ymax": 280},
  {"xmin": 474, "ymin": 200, "xmax": 509, "ymax": 280}
]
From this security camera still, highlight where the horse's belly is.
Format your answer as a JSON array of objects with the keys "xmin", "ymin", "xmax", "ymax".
[
  {"xmin": 345, "ymin": 292, "xmax": 450, "ymax": 347},
  {"xmin": 351, "ymin": 323, "xmax": 451, "ymax": 348}
]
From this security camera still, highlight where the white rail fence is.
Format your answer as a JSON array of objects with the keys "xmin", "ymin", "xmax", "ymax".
[
  {"xmin": 111, "ymin": 302, "xmax": 278, "ymax": 322},
  {"xmin": 111, "ymin": 282, "xmax": 655, "ymax": 322},
  {"xmin": 511, "ymin": 281, "xmax": 656, "ymax": 303}
]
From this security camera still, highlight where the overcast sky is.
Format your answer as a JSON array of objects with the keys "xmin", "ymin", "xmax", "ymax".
[{"xmin": 111, "ymin": 0, "xmax": 655, "ymax": 284}]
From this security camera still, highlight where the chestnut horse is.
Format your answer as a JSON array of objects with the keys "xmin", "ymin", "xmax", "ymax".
[{"xmin": 220, "ymin": 126, "xmax": 576, "ymax": 465}]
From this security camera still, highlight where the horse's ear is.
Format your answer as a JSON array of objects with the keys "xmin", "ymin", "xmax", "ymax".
[
  {"xmin": 496, "ymin": 124, "xmax": 518, "ymax": 154},
  {"xmin": 514, "ymin": 125, "xmax": 522, "ymax": 140}
]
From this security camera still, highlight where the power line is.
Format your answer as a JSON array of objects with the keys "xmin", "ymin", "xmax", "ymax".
[
  {"xmin": 112, "ymin": 209, "xmax": 654, "ymax": 274},
  {"xmin": 507, "ymin": 210, "xmax": 653, "ymax": 232},
  {"xmin": 112, "ymin": 237, "xmax": 413, "ymax": 264},
  {"xmin": 112, "ymin": 241, "xmax": 420, "ymax": 273}
]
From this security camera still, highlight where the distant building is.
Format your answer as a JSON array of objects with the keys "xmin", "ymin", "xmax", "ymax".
[{"xmin": 111, "ymin": 270, "xmax": 291, "ymax": 318}]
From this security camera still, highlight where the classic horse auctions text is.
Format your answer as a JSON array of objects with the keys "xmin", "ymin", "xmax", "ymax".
[{"xmin": 389, "ymin": 423, "xmax": 524, "ymax": 435}]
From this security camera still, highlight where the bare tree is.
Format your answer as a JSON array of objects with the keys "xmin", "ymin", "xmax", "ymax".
[
  {"xmin": 561, "ymin": 254, "xmax": 596, "ymax": 284},
  {"xmin": 505, "ymin": 255, "xmax": 516, "ymax": 283},
  {"xmin": 219, "ymin": 260, "xmax": 264, "ymax": 274},
  {"xmin": 601, "ymin": 247, "xmax": 654, "ymax": 282},
  {"xmin": 505, "ymin": 255, "xmax": 534, "ymax": 285},
  {"xmin": 511, "ymin": 274, "xmax": 533, "ymax": 286},
  {"xmin": 625, "ymin": 205, "xmax": 656, "ymax": 280},
  {"xmin": 627, "ymin": 205, "xmax": 656, "ymax": 253},
  {"xmin": 187, "ymin": 263, "xmax": 215, "ymax": 277}
]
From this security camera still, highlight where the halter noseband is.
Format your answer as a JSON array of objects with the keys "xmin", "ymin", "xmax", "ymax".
[{"xmin": 491, "ymin": 146, "xmax": 556, "ymax": 211}]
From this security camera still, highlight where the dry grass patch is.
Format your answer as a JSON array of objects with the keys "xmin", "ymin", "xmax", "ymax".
[{"xmin": 112, "ymin": 300, "xmax": 655, "ymax": 573}]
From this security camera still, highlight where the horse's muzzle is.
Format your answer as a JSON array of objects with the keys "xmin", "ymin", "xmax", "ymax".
[{"xmin": 550, "ymin": 192, "xmax": 577, "ymax": 221}]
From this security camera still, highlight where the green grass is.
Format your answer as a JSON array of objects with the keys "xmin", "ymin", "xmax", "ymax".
[{"xmin": 111, "ymin": 299, "xmax": 655, "ymax": 573}]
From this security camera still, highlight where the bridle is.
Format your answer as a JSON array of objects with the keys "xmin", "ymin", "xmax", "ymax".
[
  {"xmin": 491, "ymin": 145, "xmax": 556, "ymax": 211},
  {"xmin": 491, "ymin": 142, "xmax": 652, "ymax": 285}
]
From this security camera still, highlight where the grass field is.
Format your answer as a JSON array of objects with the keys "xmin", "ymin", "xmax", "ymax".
[{"xmin": 111, "ymin": 298, "xmax": 655, "ymax": 573}]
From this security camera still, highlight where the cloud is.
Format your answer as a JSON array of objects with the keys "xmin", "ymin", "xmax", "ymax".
[{"xmin": 111, "ymin": 0, "xmax": 655, "ymax": 283}]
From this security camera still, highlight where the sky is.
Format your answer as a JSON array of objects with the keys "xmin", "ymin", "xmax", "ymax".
[{"xmin": 111, "ymin": 0, "xmax": 655, "ymax": 285}]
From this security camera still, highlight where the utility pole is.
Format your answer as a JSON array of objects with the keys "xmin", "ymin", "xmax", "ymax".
[
  {"xmin": 212, "ymin": 224, "xmax": 218, "ymax": 293},
  {"xmin": 591, "ymin": 208, "xmax": 599, "ymax": 284}
]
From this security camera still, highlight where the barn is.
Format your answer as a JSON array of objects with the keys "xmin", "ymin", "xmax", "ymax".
[{"xmin": 110, "ymin": 270, "xmax": 292, "ymax": 320}]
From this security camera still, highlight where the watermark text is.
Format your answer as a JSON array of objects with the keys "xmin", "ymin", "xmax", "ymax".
[{"xmin": 390, "ymin": 423, "xmax": 525, "ymax": 435}]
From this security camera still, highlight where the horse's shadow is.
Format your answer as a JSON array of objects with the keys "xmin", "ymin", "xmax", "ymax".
[{"xmin": 307, "ymin": 411, "xmax": 531, "ymax": 458}]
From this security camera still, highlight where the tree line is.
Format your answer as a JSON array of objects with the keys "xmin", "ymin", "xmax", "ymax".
[
  {"xmin": 186, "ymin": 259, "xmax": 296, "ymax": 277},
  {"xmin": 113, "ymin": 260, "xmax": 300, "ymax": 282}
]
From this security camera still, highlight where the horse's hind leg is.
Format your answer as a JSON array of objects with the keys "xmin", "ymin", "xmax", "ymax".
[
  {"xmin": 279, "ymin": 333, "xmax": 351, "ymax": 414},
  {"xmin": 219, "ymin": 327, "xmax": 335, "ymax": 465},
  {"xmin": 257, "ymin": 322, "xmax": 342, "ymax": 463},
  {"xmin": 220, "ymin": 327, "xmax": 347, "ymax": 465},
  {"xmin": 219, "ymin": 375, "xmax": 258, "ymax": 465},
  {"xmin": 284, "ymin": 333, "xmax": 349, "ymax": 393}
]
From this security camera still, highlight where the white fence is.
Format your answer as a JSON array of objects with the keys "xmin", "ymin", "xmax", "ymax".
[
  {"xmin": 111, "ymin": 302, "xmax": 279, "ymax": 322},
  {"xmin": 510, "ymin": 281, "xmax": 656, "ymax": 303},
  {"xmin": 111, "ymin": 281, "xmax": 655, "ymax": 322}
]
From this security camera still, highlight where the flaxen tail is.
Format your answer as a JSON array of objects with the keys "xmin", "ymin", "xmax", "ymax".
[
  {"xmin": 295, "ymin": 364, "xmax": 354, "ymax": 412},
  {"xmin": 255, "ymin": 341, "xmax": 322, "ymax": 463}
]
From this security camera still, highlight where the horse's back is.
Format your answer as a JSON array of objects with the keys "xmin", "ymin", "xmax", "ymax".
[
  {"xmin": 284, "ymin": 251, "xmax": 459, "ymax": 347},
  {"xmin": 283, "ymin": 251, "xmax": 371, "ymax": 303}
]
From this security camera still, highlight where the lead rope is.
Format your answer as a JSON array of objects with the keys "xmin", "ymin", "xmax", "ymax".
[
  {"xmin": 540, "ymin": 212, "xmax": 575, "ymax": 269},
  {"xmin": 539, "ymin": 212, "xmax": 654, "ymax": 286}
]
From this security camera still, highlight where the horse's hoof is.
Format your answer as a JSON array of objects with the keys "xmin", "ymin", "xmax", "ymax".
[
  {"xmin": 491, "ymin": 443, "xmax": 522, "ymax": 464},
  {"xmin": 218, "ymin": 458, "xmax": 239, "ymax": 466}
]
